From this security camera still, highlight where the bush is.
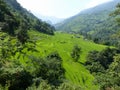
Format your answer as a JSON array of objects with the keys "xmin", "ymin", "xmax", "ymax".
[
  {"xmin": 0, "ymin": 65, "xmax": 33, "ymax": 90},
  {"xmin": 31, "ymin": 52, "xmax": 65, "ymax": 86},
  {"xmin": 71, "ymin": 45, "xmax": 81, "ymax": 62}
]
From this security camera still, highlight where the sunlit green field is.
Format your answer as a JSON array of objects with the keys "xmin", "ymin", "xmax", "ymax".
[{"xmin": 18, "ymin": 30, "xmax": 106, "ymax": 90}]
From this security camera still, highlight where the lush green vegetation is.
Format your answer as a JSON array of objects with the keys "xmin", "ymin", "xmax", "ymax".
[
  {"xmin": 29, "ymin": 31, "xmax": 106, "ymax": 88},
  {"xmin": 85, "ymin": 48, "xmax": 120, "ymax": 90},
  {"xmin": 1, "ymin": 0, "xmax": 120, "ymax": 90},
  {"xmin": 0, "ymin": 0, "xmax": 106, "ymax": 89},
  {"xmin": 0, "ymin": 29, "xmax": 106, "ymax": 90}
]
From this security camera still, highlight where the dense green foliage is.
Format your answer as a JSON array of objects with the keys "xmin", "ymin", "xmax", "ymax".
[
  {"xmin": 0, "ymin": 33, "xmax": 65, "ymax": 90},
  {"xmin": 0, "ymin": 0, "xmax": 28, "ymax": 44},
  {"xmin": 56, "ymin": 0, "xmax": 120, "ymax": 47},
  {"xmin": 85, "ymin": 48, "xmax": 120, "ymax": 89},
  {"xmin": 0, "ymin": 0, "xmax": 19, "ymax": 35},
  {"xmin": 31, "ymin": 52, "xmax": 65, "ymax": 86}
]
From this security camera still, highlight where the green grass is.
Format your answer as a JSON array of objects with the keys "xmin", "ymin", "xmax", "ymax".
[{"xmin": 20, "ymin": 30, "xmax": 106, "ymax": 90}]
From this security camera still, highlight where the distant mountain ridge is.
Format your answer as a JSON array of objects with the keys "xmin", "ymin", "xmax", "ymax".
[
  {"xmin": 80, "ymin": 0, "xmax": 117, "ymax": 14},
  {"xmin": 34, "ymin": 13, "xmax": 64, "ymax": 25},
  {"xmin": 56, "ymin": 0, "xmax": 120, "ymax": 46}
]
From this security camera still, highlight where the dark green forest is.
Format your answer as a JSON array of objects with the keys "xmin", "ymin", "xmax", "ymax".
[
  {"xmin": 85, "ymin": 48, "xmax": 120, "ymax": 90},
  {"xmin": 0, "ymin": 0, "xmax": 120, "ymax": 90}
]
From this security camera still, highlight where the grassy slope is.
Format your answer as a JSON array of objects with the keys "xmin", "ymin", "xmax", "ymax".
[{"xmin": 19, "ymin": 30, "xmax": 106, "ymax": 90}]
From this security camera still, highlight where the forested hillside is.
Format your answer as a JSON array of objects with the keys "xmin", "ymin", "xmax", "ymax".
[
  {"xmin": 0, "ymin": 0, "xmax": 59, "ymax": 89},
  {"xmin": 56, "ymin": 0, "xmax": 120, "ymax": 47},
  {"xmin": 2, "ymin": 0, "xmax": 55, "ymax": 36}
]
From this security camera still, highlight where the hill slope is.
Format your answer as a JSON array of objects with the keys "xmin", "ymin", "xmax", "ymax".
[
  {"xmin": 56, "ymin": 0, "xmax": 120, "ymax": 46},
  {"xmin": 3, "ymin": 0, "xmax": 55, "ymax": 35}
]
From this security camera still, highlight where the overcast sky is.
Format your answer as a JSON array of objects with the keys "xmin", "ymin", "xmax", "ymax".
[{"xmin": 17, "ymin": 0, "xmax": 113, "ymax": 18}]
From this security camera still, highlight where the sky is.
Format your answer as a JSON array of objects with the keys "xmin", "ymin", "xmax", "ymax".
[{"xmin": 17, "ymin": 0, "xmax": 113, "ymax": 18}]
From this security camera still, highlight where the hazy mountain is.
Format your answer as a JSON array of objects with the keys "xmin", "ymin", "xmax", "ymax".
[
  {"xmin": 56, "ymin": 0, "xmax": 119, "ymax": 30},
  {"xmin": 56, "ymin": 0, "xmax": 120, "ymax": 46},
  {"xmin": 34, "ymin": 13, "xmax": 64, "ymax": 25}
]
